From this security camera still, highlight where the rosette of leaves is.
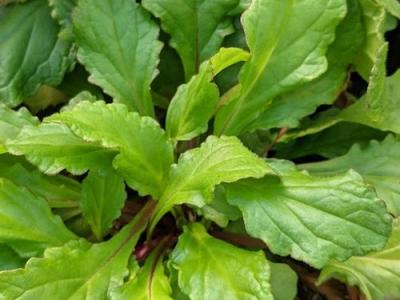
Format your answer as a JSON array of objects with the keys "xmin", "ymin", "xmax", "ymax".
[{"xmin": 0, "ymin": 0, "xmax": 399, "ymax": 299}]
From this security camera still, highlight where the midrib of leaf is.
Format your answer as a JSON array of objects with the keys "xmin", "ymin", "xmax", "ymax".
[
  {"xmin": 147, "ymin": 237, "xmax": 170, "ymax": 300},
  {"xmin": 14, "ymin": 201, "xmax": 155, "ymax": 298},
  {"xmin": 217, "ymin": 0, "xmax": 294, "ymax": 134}
]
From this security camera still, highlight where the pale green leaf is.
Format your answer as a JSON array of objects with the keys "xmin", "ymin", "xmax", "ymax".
[
  {"xmin": 214, "ymin": 0, "xmax": 347, "ymax": 135},
  {"xmin": 6, "ymin": 123, "xmax": 117, "ymax": 175},
  {"xmin": 0, "ymin": 106, "xmax": 38, "ymax": 153},
  {"xmin": 142, "ymin": 0, "xmax": 239, "ymax": 80},
  {"xmin": 0, "ymin": 154, "xmax": 80, "ymax": 209},
  {"xmin": 150, "ymin": 135, "xmax": 272, "ymax": 232},
  {"xmin": 269, "ymin": 262, "xmax": 298, "ymax": 300},
  {"xmin": 318, "ymin": 218, "xmax": 400, "ymax": 300},
  {"xmin": 112, "ymin": 239, "xmax": 173, "ymax": 300},
  {"xmin": 0, "ymin": 0, "xmax": 74, "ymax": 107},
  {"xmin": 47, "ymin": 101, "xmax": 174, "ymax": 198},
  {"xmin": 0, "ymin": 201, "xmax": 155, "ymax": 300},
  {"xmin": 0, "ymin": 178, "xmax": 76, "ymax": 257},
  {"xmin": 73, "ymin": 0, "xmax": 162, "ymax": 116},
  {"xmin": 226, "ymin": 160, "xmax": 392, "ymax": 268},
  {"xmin": 380, "ymin": 0, "xmax": 400, "ymax": 18},
  {"xmin": 170, "ymin": 223, "xmax": 273, "ymax": 300},
  {"xmin": 354, "ymin": 0, "xmax": 386, "ymax": 79},
  {"xmin": 166, "ymin": 48, "xmax": 249, "ymax": 142},
  {"xmin": 81, "ymin": 168, "xmax": 126, "ymax": 240},
  {"xmin": 300, "ymin": 135, "xmax": 400, "ymax": 217},
  {"xmin": 248, "ymin": 0, "xmax": 364, "ymax": 130}
]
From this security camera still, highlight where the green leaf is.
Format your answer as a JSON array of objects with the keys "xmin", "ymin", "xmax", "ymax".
[
  {"xmin": 81, "ymin": 168, "xmax": 126, "ymax": 240},
  {"xmin": 150, "ymin": 135, "xmax": 272, "ymax": 232},
  {"xmin": 170, "ymin": 223, "xmax": 273, "ymax": 300},
  {"xmin": 248, "ymin": 0, "xmax": 364, "ymax": 130},
  {"xmin": 48, "ymin": 0, "xmax": 77, "ymax": 40},
  {"xmin": 318, "ymin": 218, "xmax": 400, "ymax": 300},
  {"xmin": 111, "ymin": 239, "xmax": 173, "ymax": 300},
  {"xmin": 226, "ymin": 160, "xmax": 392, "ymax": 268},
  {"xmin": 47, "ymin": 101, "xmax": 174, "ymax": 198},
  {"xmin": 0, "ymin": 202, "xmax": 155, "ymax": 299},
  {"xmin": 166, "ymin": 48, "xmax": 249, "ymax": 142},
  {"xmin": 300, "ymin": 135, "xmax": 400, "ymax": 217},
  {"xmin": 380, "ymin": 0, "xmax": 400, "ymax": 18},
  {"xmin": 0, "ymin": 244, "xmax": 25, "ymax": 271},
  {"xmin": 353, "ymin": 0, "xmax": 386, "ymax": 79},
  {"xmin": 0, "ymin": 154, "xmax": 80, "ymax": 208},
  {"xmin": 269, "ymin": 262, "xmax": 298, "ymax": 300},
  {"xmin": 0, "ymin": 0, "xmax": 74, "ymax": 107},
  {"xmin": 142, "ymin": 0, "xmax": 239, "ymax": 80},
  {"xmin": 275, "ymin": 123, "xmax": 386, "ymax": 159},
  {"xmin": 6, "ymin": 123, "xmax": 117, "ymax": 175},
  {"xmin": 0, "ymin": 106, "xmax": 38, "ymax": 153},
  {"xmin": 214, "ymin": 0, "xmax": 347, "ymax": 135},
  {"xmin": 73, "ymin": 0, "xmax": 162, "ymax": 116},
  {"xmin": 0, "ymin": 178, "xmax": 76, "ymax": 257}
]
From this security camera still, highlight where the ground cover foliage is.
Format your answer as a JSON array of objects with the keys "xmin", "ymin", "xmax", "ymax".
[{"xmin": 0, "ymin": 0, "xmax": 400, "ymax": 299}]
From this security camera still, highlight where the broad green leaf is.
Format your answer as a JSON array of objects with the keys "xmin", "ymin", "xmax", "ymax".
[
  {"xmin": 81, "ymin": 169, "xmax": 126, "ymax": 240},
  {"xmin": 47, "ymin": 101, "xmax": 174, "ymax": 198},
  {"xmin": 170, "ymin": 223, "xmax": 273, "ymax": 300},
  {"xmin": 73, "ymin": 0, "xmax": 162, "ymax": 116},
  {"xmin": 275, "ymin": 123, "xmax": 386, "ymax": 159},
  {"xmin": 0, "ymin": 0, "xmax": 74, "ymax": 107},
  {"xmin": 300, "ymin": 135, "xmax": 400, "ymax": 217},
  {"xmin": 0, "ymin": 244, "xmax": 25, "ymax": 271},
  {"xmin": 0, "ymin": 201, "xmax": 155, "ymax": 300},
  {"xmin": 142, "ymin": 0, "xmax": 239, "ymax": 80},
  {"xmin": 0, "ymin": 154, "xmax": 80, "ymax": 208},
  {"xmin": 6, "ymin": 123, "xmax": 117, "ymax": 175},
  {"xmin": 0, "ymin": 106, "xmax": 38, "ymax": 153},
  {"xmin": 318, "ymin": 218, "xmax": 400, "ymax": 300},
  {"xmin": 354, "ymin": 0, "xmax": 386, "ymax": 79},
  {"xmin": 248, "ymin": 0, "xmax": 364, "ymax": 130},
  {"xmin": 0, "ymin": 178, "xmax": 76, "ymax": 257},
  {"xmin": 226, "ymin": 160, "xmax": 392, "ymax": 268},
  {"xmin": 269, "ymin": 262, "xmax": 298, "ymax": 300},
  {"xmin": 283, "ymin": 45, "xmax": 400, "ymax": 141},
  {"xmin": 150, "ymin": 136, "xmax": 272, "ymax": 232},
  {"xmin": 112, "ymin": 239, "xmax": 173, "ymax": 300},
  {"xmin": 214, "ymin": 0, "xmax": 347, "ymax": 135},
  {"xmin": 166, "ymin": 48, "xmax": 249, "ymax": 142}
]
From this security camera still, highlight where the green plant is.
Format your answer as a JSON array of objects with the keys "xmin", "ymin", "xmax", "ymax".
[{"xmin": 0, "ymin": 0, "xmax": 399, "ymax": 299}]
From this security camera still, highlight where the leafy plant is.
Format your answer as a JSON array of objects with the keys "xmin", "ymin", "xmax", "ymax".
[{"xmin": 0, "ymin": 0, "xmax": 399, "ymax": 299}]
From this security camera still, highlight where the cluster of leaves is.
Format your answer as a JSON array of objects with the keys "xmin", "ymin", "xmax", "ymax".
[{"xmin": 0, "ymin": 0, "xmax": 400, "ymax": 299}]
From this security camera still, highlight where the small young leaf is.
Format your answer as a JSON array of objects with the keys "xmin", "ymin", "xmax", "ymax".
[
  {"xmin": 73, "ymin": 0, "xmax": 162, "ymax": 116},
  {"xmin": 170, "ymin": 223, "xmax": 273, "ymax": 300},
  {"xmin": 318, "ymin": 218, "xmax": 400, "ymax": 300},
  {"xmin": 0, "ymin": 0, "xmax": 74, "ymax": 107},
  {"xmin": 47, "ymin": 101, "xmax": 174, "ymax": 198},
  {"xmin": 6, "ymin": 123, "xmax": 117, "ymax": 175},
  {"xmin": 214, "ymin": 0, "xmax": 347, "ymax": 135},
  {"xmin": 112, "ymin": 239, "xmax": 173, "ymax": 300},
  {"xmin": 226, "ymin": 160, "xmax": 392, "ymax": 268},
  {"xmin": 81, "ymin": 168, "xmax": 126, "ymax": 240},
  {"xmin": 150, "ymin": 135, "xmax": 272, "ymax": 232},
  {"xmin": 166, "ymin": 48, "xmax": 249, "ymax": 142},
  {"xmin": 142, "ymin": 0, "xmax": 239, "ymax": 80},
  {"xmin": 0, "ymin": 202, "xmax": 155, "ymax": 299},
  {"xmin": 0, "ymin": 178, "xmax": 76, "ymax": 257},
  {"xmin": 300, "ymin": 135, "xmax": 400, "ymax": 217}
]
